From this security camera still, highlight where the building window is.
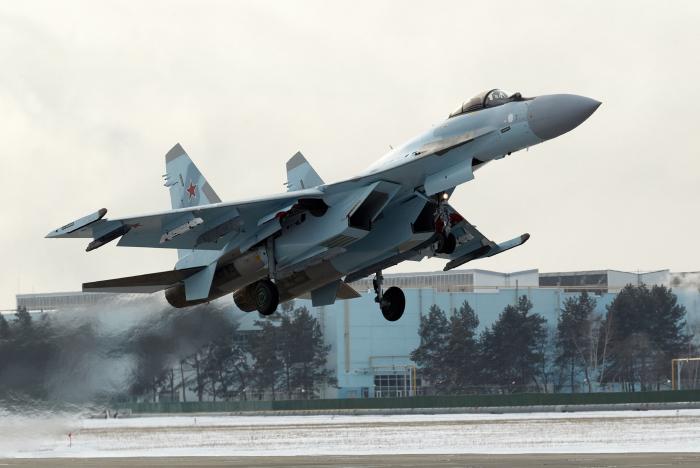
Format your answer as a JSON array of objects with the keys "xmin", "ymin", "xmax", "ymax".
[{"xmin": 373, "ymin": 373, "xmax": 415, "ymax": 398}]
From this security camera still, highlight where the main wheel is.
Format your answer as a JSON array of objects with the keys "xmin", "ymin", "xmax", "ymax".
[
  {"xmin": 254, "ymin": 279, "xmax": 279, "ymax": 316},
  {"xmin": 233, "ymin": 287, "xmax": 257, "ymax": 312},
  {"xmin": 380, "ymin": 286, "xmax": 406, "ymax": 322}
]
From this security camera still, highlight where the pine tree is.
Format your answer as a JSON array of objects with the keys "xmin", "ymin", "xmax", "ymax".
[
  {"xmin": 649, "ymin": 285, "xmax": 691, "ymax": 361},
  {"xmin": 0, "ymin": 314, "xmax": 9, "ymax": 390},
  {"xmin": 444, "ymin": 301, "xmax": 480, "ymax": 393},
  {"xmin": 284, "ymin": 306, "xmax": 335, "ymax": 399},
  {"xmin": 0, "ymin": 313, "xmax": 10, "ymax": 339},
  {"xmin": 555, "ymin": 292, "xmax": 597, "ymax": 392},
  {"xmin": 251, "ymin": 305, "xmax": 334, "ymax": 400},
  {"xmin": 251, "ymin": 319, "xmax": 283, "ymax": 399},
  {"xmin": 410, "ymin": 305, "xmax": 450, "ymax": 393},
  {"xmin": 479, "ymin": 296, "xmax": 547, "ymax": 392},
  {"xmin": 202, "ymin": 333, "xmax": 250, "ymax": 401},
  {"xmin": 186, "ymin": 351, "xmax": 207, "ymax": 402},
  {"xmin": 602, "ymin": 284, "xmax": 690, "ymax": 391},
  {"xmin": 14, "ymin": 306, "xmax": 32, "ymax": 334}
]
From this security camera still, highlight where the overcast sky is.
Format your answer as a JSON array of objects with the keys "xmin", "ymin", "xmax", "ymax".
[{"xmin": 1, "ymin": 1, "xmax": 699, "ymax": 308}]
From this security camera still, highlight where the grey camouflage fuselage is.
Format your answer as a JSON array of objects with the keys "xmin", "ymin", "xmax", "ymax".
[{"xmin": 47, "ymin": 90, "xmax": 600, "ymax": 313}]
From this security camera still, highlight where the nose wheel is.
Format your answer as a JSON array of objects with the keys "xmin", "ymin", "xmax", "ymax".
[
  {"xmin": 373, "ymin": 271, "xmax": 406, "ymax": 322},
  {"xmin": 434, "ymin": 195, "xmax": 457, "ymax": 255},
  {"xmin": 435, "ymin": 231, "xmax": 457, "ymax": 255}
]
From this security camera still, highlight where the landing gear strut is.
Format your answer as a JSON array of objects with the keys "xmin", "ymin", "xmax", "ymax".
[
  {"xmin": 254, "ymin": 279, "xmax": 279, "ymax": 316},
  {"xmin": 434, "ymin": 193, "xmax": 457, "ymax": 255},
  {"xmin": 373, "ymin": 271, "xmax": 406, "ymax": 322}
]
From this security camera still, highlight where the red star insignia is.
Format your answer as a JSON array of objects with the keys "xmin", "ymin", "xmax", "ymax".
[{"xmin": 186, "ymin": 181, "xmax": 197, "ymax": 199}]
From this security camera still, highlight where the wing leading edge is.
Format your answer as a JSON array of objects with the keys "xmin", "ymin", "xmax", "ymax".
[{"xmin": 46, "ymin": 187, "xmax": 324, "ymax": 252}]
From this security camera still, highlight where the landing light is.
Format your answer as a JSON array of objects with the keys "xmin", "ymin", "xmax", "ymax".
[{"xmin": 441, "ymin": 192, "xmax": 449, "ymax": 201}]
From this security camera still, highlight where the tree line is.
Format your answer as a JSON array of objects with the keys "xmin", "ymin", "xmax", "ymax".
[
  {"xmin": 0, "ymin": 301, "xmax": 334, "ymax": 403},
  {"xmin": 411, "ymin": 284, "xmax": 694, "ymax": 393},
  {"xmin": 172, "ymin": 303, "xmax": 335, "ymax": 402},
  {"xmin": 1, "ymin": 283, "xmax": 694, "ymax": 402}
]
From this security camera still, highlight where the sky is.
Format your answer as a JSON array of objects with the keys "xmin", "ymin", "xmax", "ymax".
[{"xmin": 1, "ymin": 0, "xmax": 699, "ymax": 309}]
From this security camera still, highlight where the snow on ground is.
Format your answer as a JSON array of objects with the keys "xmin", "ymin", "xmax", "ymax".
[{"xmin": 3, "ymin": 409, "xmax": 700, "ymax": 458}]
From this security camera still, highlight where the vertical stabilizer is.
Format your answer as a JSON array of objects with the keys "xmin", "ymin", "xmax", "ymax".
[
  {"xmin": 163, "ymin": 143, "xmax": 222, "ymax": 260},
  {"xmin": 164, "ymin": 143, "xmax": 221, "ymax": 210},
  {"xmin": 286, "ymin": 151, "xmax": 324, "ymax": 191}
]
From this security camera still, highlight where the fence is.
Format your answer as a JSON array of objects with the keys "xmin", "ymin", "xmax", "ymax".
[{"xmin": 117, "ymin": 389, "xmax": 700, "ymax": 414}]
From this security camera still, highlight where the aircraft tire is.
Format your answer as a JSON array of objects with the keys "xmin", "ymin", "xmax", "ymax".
[
  {"xmin": 380, "ymin": 286, "xmax": 405, "ymax": 322},
  {"xmin": 233, "ymin": 289, "xmax": 257, "ymax": 312},
  {"xmin": 435, "ymin": 232, "xmax": 457, "ymax": 255},
  {"xmin": 444, "ymin": 233, "xmax": 457, "ymax": 254},
  {"xmin": 255, "ymin": 279, "xmax": 279, "ymax": 316}
]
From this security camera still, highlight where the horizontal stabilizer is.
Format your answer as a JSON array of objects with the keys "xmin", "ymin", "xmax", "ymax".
[{"xmin": 83, "ymin": 267, "xmax": 205, "ymax": 294}]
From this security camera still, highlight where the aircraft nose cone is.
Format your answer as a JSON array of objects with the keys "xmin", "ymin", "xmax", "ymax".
[{"xmin": 528, "ymin": 94, "xmax": 601, "ymax": 140}]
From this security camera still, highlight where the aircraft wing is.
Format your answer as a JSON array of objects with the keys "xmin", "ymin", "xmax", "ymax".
[
  {"xmin": 434, "ymin": 203, "xmax": 530, "ymax": 271},
  {"xmin": 46, "ymin": 188, "xmax": 325, "ymax": 252}
]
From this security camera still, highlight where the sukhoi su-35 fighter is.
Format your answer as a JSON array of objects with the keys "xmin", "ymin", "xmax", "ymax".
[{"xmin": 48, "ymin": 90, "xmax": 600, "ymax": 321}]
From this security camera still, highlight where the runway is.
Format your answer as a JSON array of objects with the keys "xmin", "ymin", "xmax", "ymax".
[
  {"xmin": 3, "ymin": 454, "xmax": 700, "ymax": 467},
  {"xmin": 3, "ymin": 409, "xmax": 700, "ymax": 461}
]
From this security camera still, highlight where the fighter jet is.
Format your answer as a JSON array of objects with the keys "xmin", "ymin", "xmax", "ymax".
[{"xmin": 47, "ymin": 90, "xmax": 600, "ymax": 321}]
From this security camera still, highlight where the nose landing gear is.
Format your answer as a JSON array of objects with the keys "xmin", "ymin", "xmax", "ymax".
[
  {"xmin": 434, "ymin": 194, "xmax": 457, "ymax": 255},
  {"xmin": 373, "ymin": 271, "xmax": 406, "ymax": 322},
  {"xmin": 435, "ymin": 231, "xmax": 457, "ymax": 255}
]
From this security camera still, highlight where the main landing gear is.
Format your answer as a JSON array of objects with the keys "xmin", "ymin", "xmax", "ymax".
[
  {"xmin": 234, "ymin": 279, "xmax": 279, "ymax": 316},
  {"xmin": 373, "ymin": 271, "xmax": 406, "ymax": 322},
  {"xmin": 254, "ymin": 279, "xmax": 279, "ymax": 316}
]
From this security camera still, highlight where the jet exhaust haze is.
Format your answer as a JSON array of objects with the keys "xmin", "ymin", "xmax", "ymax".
[{"xmin": 0, "ymin": 294, "xmax": 237, "ymax": 406}]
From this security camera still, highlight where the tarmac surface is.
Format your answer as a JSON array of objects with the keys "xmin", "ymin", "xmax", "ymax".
[
  {"xmin": 4, "ymin": 410, "xmax": 700, "ymax": 463},
  {"xmin": 3, "ymin": 454, "xmax": 700, "ymax": 467}
]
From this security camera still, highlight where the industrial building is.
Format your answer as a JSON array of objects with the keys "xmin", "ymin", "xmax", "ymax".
[{"xmin": 14, "ymin": 268, "xmax": 700, "ymax": 399}]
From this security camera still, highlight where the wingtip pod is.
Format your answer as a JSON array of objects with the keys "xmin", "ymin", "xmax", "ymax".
[{"xmin": 45, "ymin": 208, "xmax": 108, "ymax": 238}]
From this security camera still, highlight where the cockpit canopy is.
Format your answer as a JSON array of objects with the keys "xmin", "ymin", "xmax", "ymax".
[{"xmin": 449, "ymin": 89, "xmax": 522, "ymax": 118}]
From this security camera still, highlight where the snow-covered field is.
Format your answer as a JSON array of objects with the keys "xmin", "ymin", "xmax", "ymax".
[{"xmin": 3, "ymin": 409, "xmax": 700, "ymax": 458}]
